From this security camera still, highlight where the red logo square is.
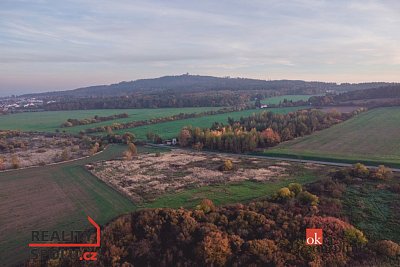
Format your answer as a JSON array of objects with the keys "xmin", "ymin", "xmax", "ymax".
[{"xmin": 306, "ymin": 228, "xmax": 323, "ymax": 245}]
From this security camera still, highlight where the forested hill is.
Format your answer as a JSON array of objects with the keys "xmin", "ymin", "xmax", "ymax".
[
  {"xmin": 334, "ymin": 84, "xmax": 400, "ymax": 101},
  {"xmin": 21, "ymin": 74, "xmax": 396, "ymax": 98}
]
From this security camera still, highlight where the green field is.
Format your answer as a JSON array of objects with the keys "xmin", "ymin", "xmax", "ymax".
[
  {"xmin": 0, "ymin": 107, "xmax": 221, "ymax": 133},
  {"xmin": 141, "ymin": 170, "xmax": 319, "ymax": 209},
  {"xmin": 263, "ymin": 107, "xmax": 400, "ymax": 167},
  {"xmin": 113, "ymin": 106, "xmax": 304, "ymax": 139},
  {"xmin": 0, "ymin": 145, "xmax": 137, "ymax": 266},
  {"xmin": 261, "ymin": 95, "xmax": 315, "ymax": 105}
]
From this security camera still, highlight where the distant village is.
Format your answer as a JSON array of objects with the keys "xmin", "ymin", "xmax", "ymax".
[{"xmin": 0, "ymin": 97, "xmax": 55, "ymax": 113}]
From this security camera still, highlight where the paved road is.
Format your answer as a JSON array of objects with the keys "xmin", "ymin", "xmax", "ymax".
[{"xmin": 147, "ymin": 144, "xmax": 400, "ymax": 172}]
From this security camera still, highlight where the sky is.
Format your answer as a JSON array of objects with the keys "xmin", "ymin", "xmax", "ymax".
[{"xmin": 0, "ymin": 0, "xmax": 399, "ymax": 96}]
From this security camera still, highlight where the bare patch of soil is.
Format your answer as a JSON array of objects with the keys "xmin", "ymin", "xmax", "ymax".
[{"xmin": 0, "ymin": 131, "xmax": 93, "ymax": 169}]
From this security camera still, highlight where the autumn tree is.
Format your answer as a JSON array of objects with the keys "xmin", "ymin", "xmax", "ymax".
[
  {"xmin": 196, "ymin": 199, "xmax": 215, "ymax": 213},
  {"xmin": 260, "ymin": 128, "xmax": 281, "ymax": 146},
  {"xmin": 198, "ymin": 230, "xmax": 231, "ymax": 266},
  {"xmin": 351, "ymin": 163, "xmax": 369, "ymax": 178},
  {"xmin": 11, "ymin": 154, "xmax": 20, "ymax": 169},
  {"xmin": 246, "ymin": 239, "xmax": 278, "ymax": 264},
  {"xmin": 128, "ymin": 143, "xmax": 137, "ymax": 155},
  {"xmin": 0, "ymin": 156, "xmax": 4, "ymax": 170},
  {"xmin": 178, "ymin": 127, "xmax": 192, "ymax": 147},
  {"xmin": 373, "ymin": 240, "xmax": 400, "ymax": 258},
  {"xmin": 90, "ymin": 142, "xmax": 100, "ymax": 155},
  {"xmin": 123, "ymin": 143, "xmax": 137, "ymax": 161}
]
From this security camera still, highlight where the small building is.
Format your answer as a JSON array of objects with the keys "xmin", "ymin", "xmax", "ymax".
[
  {"xmin": 260, "ymin": 104, "xmax": 268, "ymax": 109},
  {"xmin": 164, "ymin": 138, "xmax": 178, "ymax": 146}
]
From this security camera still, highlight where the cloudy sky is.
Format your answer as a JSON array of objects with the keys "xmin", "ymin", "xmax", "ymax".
[{"xmin": 0, "ymin": 0, "xmax": 399, "ymax": 95}]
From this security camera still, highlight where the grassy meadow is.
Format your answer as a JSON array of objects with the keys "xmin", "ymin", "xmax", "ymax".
[
  {"xmin": 0, "ymin": 107, "xmax": 221, "ymax": 133},
  {"xmin": 141, "ymin": 170, "xmax": 320, "ymax": 209},
  {"xmin": 343, "ymin": 181, "xmax": 400, "ymax": 242},
  {"xmin": 112, "ymin": 106, "xmax": 304, "ymax": 139},
  {"xmin": 260, "ymin": 94, "xmax": 315, "ymax": 105},
  {"xmin": 263, "ymin": 107, "xmax": 400, "ymax": 167},
  {"xmin": 0, "ymin": 106, "xmax": 305, "ymax": 139}
]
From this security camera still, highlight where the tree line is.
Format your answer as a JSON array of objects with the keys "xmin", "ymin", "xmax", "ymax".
[
  {"xmin": 44, "ymin": 92, "xmax": 253, "ymax": 110},
  {"xmin": 60, "ymin": 113, "xmax": 129, "ymax": 127},
  {"xmin": 178, "ymin": 108, "xmax": 366, "ymax": 153},
  {"xmin": 309, "ymin": 85, "xmax": 400, "ymax": 108}
]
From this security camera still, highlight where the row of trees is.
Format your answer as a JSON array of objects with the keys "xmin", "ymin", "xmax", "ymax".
[
  {"xmin": 178, "ymin": 109, "xmax": 365, "ymax": 153},
  {"xmin": 83, "ymin": 107, "xmax": 248, "ymax": 134},
  {"xmin": 60, "ymin": 113, "xmax": 129, "ymax": 127}
]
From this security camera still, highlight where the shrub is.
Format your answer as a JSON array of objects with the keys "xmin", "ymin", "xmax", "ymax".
[
  {"xmin": 11, "ymin": 155, "xmax": 20, "ymax": 169},
  {"xmin": 351, "ymin": 163, "xmax": 369, "ymax": 178},
  {"xmin": 298, "ymin": 191, "xmax": 319, "ymax": 206},
  {"xmin": 71, "ymin": 145, "xmax": 80, "ymax": 152},
  {"xmin": 288, "ymin": 183, "xmax": 302, "ymax": 196},
  {"xmin": 332, "ymin": 169, "xmax": 351, "ymax": 182},
  {"xmin": 60, "ymin": 148, "xmax": 70, "ymax": 161},
  {"xmin": 372, "ymin": 165, "xmax": 393, "ymax": 180},
  {"xmin": 219, "ymin": 159, "xmax": 233, "ymax": 171},
  {"xmin": 90, "ymin": 142, "xmax": 100, "ymax": 155},
  {"xmin": 276, "ymin": 187, "xmax": 294, "ymax": 201},
  {"xmin": 196, "ymin": 199, "xmax": 215, "ymax": 213},
  {"xmin": 344, "ymin": 227, "xmax": 367, "ymax": 246}
]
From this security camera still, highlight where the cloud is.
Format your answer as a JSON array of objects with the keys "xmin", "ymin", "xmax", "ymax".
[{"xmin": 0, "ymin": 0, "xmax": 399, "ymax": 94}]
